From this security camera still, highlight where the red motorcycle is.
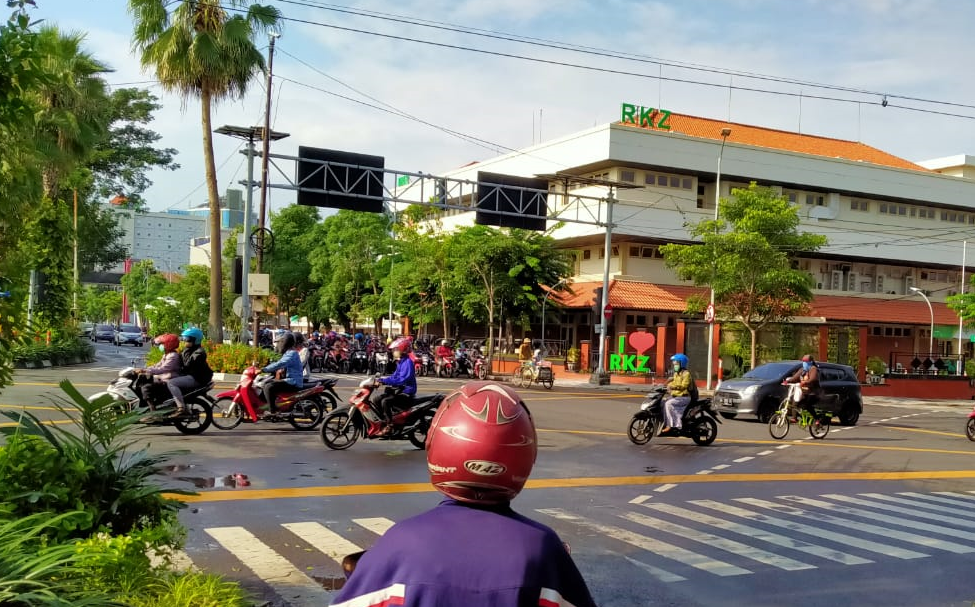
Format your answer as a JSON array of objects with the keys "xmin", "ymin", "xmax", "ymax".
[
  {"xmin": 966, "ymin": 408, "xmax": 975, "ymax": 441},
  {"xmin": 211, "ymin": 365, "xmax": 339, "ymax": 430},
  {"xmin": 319, "ymin": 376, "xmax": 445, "ymax": 450}
]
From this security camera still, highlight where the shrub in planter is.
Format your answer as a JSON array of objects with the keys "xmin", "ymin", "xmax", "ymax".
[
  {"xmin": 145, "ymin": 342, "xmax": 279, "ymax": 373},
  {"xmin": 866, "ymin": 356, "xmax": 886, "ymax": 378},
  {"xmin": 565, "ymin": 347, "xmax": 580, "ymax": 371}
]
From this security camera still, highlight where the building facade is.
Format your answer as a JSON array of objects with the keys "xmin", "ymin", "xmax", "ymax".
[
  {"xmin": 430, "ymin": 109, "xmax": 975, "ymax": 380},
  {"xmin": 110, "ymin": 206, "xmax": 207, "ymax": 275}
]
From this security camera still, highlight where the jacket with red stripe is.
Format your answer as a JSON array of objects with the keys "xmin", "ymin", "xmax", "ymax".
[{"xmin": 330, "ymin": 499, "xmax": 596, "ymax": 607}]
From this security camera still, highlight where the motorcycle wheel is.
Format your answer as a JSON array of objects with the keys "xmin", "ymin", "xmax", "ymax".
[
  {"xmin": 476, "ymin": 363, "xmax": 487, "ymax": 380},
  {"xmin": 408, "ymin": 410, "xmax": 437, "ymax": 450},
  {"xmin": 319, "ymin": 393, "xmax": 338, "ymax": 414},
  {"xmin": 691, "ymin": 417, "xmax": 718, "ymax": 446},
  {"xmin": 768, "ymin": 412, "xmax": 791, "ymax": 439},
  {"xmin": 289, "ymin": 398, "xmax": 326, "ymax": 430},
  {"xmin": 339, "ymin": 360, "xmax": 350, "ymax": 374},
  {"xmin": 321, "ymin": 409, "xmax": 359, "ymax": 450},
  {"xmin": 211, "ymin": 397, "xmax": 245, "ymax": 430},
  {"xmin": 172, "ymin": 399, "xmax": 213, "ymax": 435},
  {"xmin": 809, "ymin": 416, "xmax": 830, "ymax": 440},
  {"xmin": 627, "ymin": 415, "xmax": 655, "ymax": 445},
  {"xmin": 417, "ymin": 364, "xmax": 426, "ymax": 377},
  {"xmin": 967, "ymin": 418, "xmax": 975, "ymax": 442}
]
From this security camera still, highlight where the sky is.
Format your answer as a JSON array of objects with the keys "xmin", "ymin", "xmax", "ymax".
[{"xmin": 42, "ymin": 0, "xmax": 975, "ymax": 215}]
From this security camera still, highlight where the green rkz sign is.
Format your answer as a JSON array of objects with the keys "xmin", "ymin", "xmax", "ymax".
[
  {"xmin": 609, "ymin": 332, "xmax": 656, "ymax": 373},
  {"xmin": 620, "ymin": 103, "xmax": 672, "ymax": 130}
]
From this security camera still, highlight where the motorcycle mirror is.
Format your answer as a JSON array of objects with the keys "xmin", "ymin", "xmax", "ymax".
[{"xmin": 342, "ymin": 550, "xmax": 366, "ymax": 578}]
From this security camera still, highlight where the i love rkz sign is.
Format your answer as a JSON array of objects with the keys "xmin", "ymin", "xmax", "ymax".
[{"xmin": 608, "ymin": 332, "xmax": 656, "ymax": 373}]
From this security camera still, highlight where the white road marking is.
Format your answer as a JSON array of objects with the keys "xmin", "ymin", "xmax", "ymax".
[
  {"xmin": 641, "ymin": 502, "xmax": 871, "ymax": 566},
  {"xmin": 623, "ymin": 555, "xmax": 687, "ymax": 583},
  {"xmin": 629, "ymin": 495, "xmax": 652, "ymax": 505},
  {"xmin": 828, "ymin": 494, "xmax": 975, "ymax": 530},
  {"xmin": 874, "ymin": 492, "xmax": 975, "ymax": 517},
  {"xmin": 772, "ymin": 496, "xmax": 974, "ymax": 554},
  {"xmin": 283, "ymin": 522, "xmax": 364, "ymax": 565},
  {"xmin": 711, "ymin": 464, "xmax": 730, "ymax": 470},
  {"xmin": 620, "ymin": 511, "xmax": 814, "ymax": 571},
  {"xmin": 757, "ymin": 450, "xmax": 775, "ymax": 456},
  {"xmin": 927, "ymin": 492, "xmax": 975, "ymax": 506},
  {"xmin": 696, "ymin": 470, "xmax": 713, "ymax": 475},
  {"xmin": 776, "ymin": 445, "xmax": 791, "ymax": 449},
  {"xmin": 537, "ymin": 508, "xmax": 750, "ymax": 577},
  {"xmin": 733, "ymin": 457, "xmax": 754, "ymax": 463},
  {"xmin": 204, "ymin": 526, "xmax": 332, "ymax": 607},
  {"xmin": 699, "ymin": 500, "xmax": 926, "ymax": 560},
  {"xmin": 655, "ymin": 484, "xmax": 678, "ymax": 493},
  {"xmin": 353, "ymin": 517, "xmax": 395, "ymax": 536}
]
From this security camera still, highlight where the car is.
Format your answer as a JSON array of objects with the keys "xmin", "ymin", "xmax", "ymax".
[
  {"xmin": 714, "ymin": 360, "xmax": 863, "ymax": 426},
  {"xmin": 78, "ymin": 321, "xmax": 94, "ymax": 338},
  {"xmin": 90, "ymin": 323, "xmax": 116, "ymax": 343},
  {"xmin": 114, "ymin": 324, "xmax": 144, "ymax": 347}
]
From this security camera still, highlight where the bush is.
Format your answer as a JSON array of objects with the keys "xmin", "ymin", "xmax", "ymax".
[
  {"xmin": 146, "ymin": 341, "xmax": 279, "ymax": 373},
  {"xmin": 11, "ymin": 336, "xmax": 93, "ymax": 365},
  {"xmin": 866, "ymin": 356, "xmax": 886, "ymax": 376}
]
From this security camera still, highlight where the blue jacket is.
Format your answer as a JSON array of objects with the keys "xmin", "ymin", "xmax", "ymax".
[
  {"xmin": 331, "ymin": 499, "xmax": 596, "ymax": 607},
  {"xmin": 380, "ymin": 356, "xmax": 417, "ymax": 396},
  {"xmin": 262, "ymin": 350, "xmax": 303, "ymax": 387}
]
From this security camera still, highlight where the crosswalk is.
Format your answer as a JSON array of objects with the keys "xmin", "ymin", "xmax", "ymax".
[{"xmin": 183, "ymin": 489, "xmax": 975, "ymax": 605}]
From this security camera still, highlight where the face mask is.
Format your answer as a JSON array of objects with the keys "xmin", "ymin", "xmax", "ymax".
[
  {"xmin": 392, "ymin": 350, "xmax": 402, "ymax": 360},
  {"xmin": 158, "ymin": 345, "xmax": 166, "ymax": 353},
  {"xmin": 672, "ymin": 363, "xmax": 681, "ymax": 373},
  {"xmin": 802, "ymin": 362, "xmax": 811, "ymax": 371}
]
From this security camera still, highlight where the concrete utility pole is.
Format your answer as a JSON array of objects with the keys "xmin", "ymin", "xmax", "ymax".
[
  {"xmin": 592, "ymin": 189, "xmax": 615, "ymax": 385},
  {"xmin": 256, "ymin": 32, "xmax": 279, "ymax": 274}
]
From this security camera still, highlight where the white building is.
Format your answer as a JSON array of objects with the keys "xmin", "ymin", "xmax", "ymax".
[
  {"xmin": 109, "ymin": 205, "xmax": 207, "ymax": 275},
  {"xmin": 428, "ymin": 108, "xmax": 975, "ymax": 377}
]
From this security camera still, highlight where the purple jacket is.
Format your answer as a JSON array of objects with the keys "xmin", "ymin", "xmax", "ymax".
[
  {"xmin": 379, "ymin": 356, "xmax": 416, "ymax": 396},
  {"xmin": 331, "ymin": 499, "xmax": 596, "ymax": 607}
]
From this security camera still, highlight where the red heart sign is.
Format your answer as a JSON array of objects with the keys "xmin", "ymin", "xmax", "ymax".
[{"xmin": 628, "ymin": 332, "xmax": 656, "ymax": 354}]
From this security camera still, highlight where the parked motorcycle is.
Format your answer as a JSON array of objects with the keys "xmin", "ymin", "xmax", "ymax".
[
  {"xmin": 349, "ymin": 347, "xmax": 369, "ymax": 374},
  {"xmin": 627, "ymin": 385, "xmax": 720, "ymax": 446},
  {"xmin": 966, "ymin": 408, "xmax": 975, "ymax": 441},
  {"xmin": 211, "ymin": 365, "xmax": 338, "ymax": 430},
  {"xmin": 87, "ymin": 367, "xmax": 214, "ymax": 435},
  {"xmin": 370, "ymin": 349, "xmax": 392, "ymax": 375},
  {"xmin": 319, "ymin": 376, "xmax": 445, "ymax": 450}
]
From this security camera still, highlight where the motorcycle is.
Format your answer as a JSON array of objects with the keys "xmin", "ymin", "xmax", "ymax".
[
  {"xmin": 454, "ymin": 347, "xmax": 475, "ymax": 378},
  {"xmin": 349, "ymin": 347, "xmax": 369, "ymax": 374},
  {"xmin": 370, "ymin": 349, "xmax": 392, "ymax": 375},
  {"xmin": 320, "ymin": 376, "xmax": 445, "ymax": 450},
  {"xmin": 87, "ymin": 368, "xmax": 214, "ymax": 435},
  {"xmin": 211, "ymin": 365, "xmax": 338, "ymax": 430},
  {"xmin": 627, "ymin": 385, "xmax": 720, "ymax": 446},
  {"xmin": 470, "ymin": 350, "xmax": 488, "ymax": 380},
  {"xmin": 966, "ymin": 408, "xmax": 975, "ymax": 441}
]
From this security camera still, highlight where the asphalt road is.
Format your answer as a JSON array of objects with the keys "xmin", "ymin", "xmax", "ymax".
[{"xmin": 4, "ymin": 341, "xmax": 975, "ymax": 607}]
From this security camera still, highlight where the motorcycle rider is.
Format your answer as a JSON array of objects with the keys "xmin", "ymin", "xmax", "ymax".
[
  {"xmin": 137, "ymin": 333, "xmax": 182, "ymax": 413},
  {"xmin": 660, "ymin": 353, "xmax": 696, "ymax": 434},
  {"xmin": 785, "ymin": 354, "xmax": 823, "ymax": 421},
  {"xmin": 260, "ymin": 332, "xmax": 303, "ymax": 416},
  {"xmin": 331, "ymin": 381, "xmax": 597, "ymax": 607},
  {"xmin": 164, "ymin": 328, "xmax": 213, "ymax": 416},
  {"xmin": 435, "ymin": 339, "xmax": 452, "ymax": 375},
  {"xmin": 377, "ymin": 336, "xmax": 417, "ymax": 425}
]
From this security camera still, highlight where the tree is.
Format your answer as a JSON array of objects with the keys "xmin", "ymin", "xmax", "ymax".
[
  {"xmin": 391, "ymin": 206, "xmax": 455, "ymax": 337},
  {"xmin": 119, "ymin": 260, "xmax": 168, "ymax": 327},
  {"xmin": 660, "ymin": 183, "xmax": 827, "ymax": 369},
  {"xmin": 80, "ymin": 286, "xmax": 122, "ymax": 323},
  {"xmin": 265, "ymin": 205, "xmax": 321, "ymax": 320},
  {"xmin": 129, "ymin": 0, "xmax": 282, "ymax": 342}
]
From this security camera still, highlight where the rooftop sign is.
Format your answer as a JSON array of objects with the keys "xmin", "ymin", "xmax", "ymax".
[{"xmin": 620, "ymin": 103, "xmax": 672, "ymax": 131}]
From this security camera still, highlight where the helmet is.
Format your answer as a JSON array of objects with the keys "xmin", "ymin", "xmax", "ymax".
[
  {"xmin": 154, "ymin": 333, "xmax": 179, "ymax": 352},
  {"xmin": 180, "ymin": 327, "xmax": 204, "ymax": 346},
  {"xmin": 441, "ymin": 339, "xmax": 449, "ymax": 346},
  {"xmin": 801, "ymin": 354, "xmax": 815, "ymax": 363},
  {"xmin": 389, "ymin": 336, "xmax": 412, "ymax": 354},
  {"xmin": 426, "ymin": 382, "xmax": 537, "ymax": 505},
  {"xmin": 355, "ymin": 332, "xmax": 363, "ymax": 340},
  {"xmin": 670, "ymin": 353, "xmax": 689, "ymax": 369},
  {"xmin": 274, "ymin": 331, "xmax": 296, "ymax": 354},
  {"xmin": 292, "ymin": 332, "xmax": 305, "ymax": 346},
  {"xmin": 523, "ymin": 338, "xmax": 531, "ymax": 344},
  {"xmin": 328, "ymin": 331, "xmax": 337, "ymax": 338},
  {"xmin": 312, "ymin": 332, "xmax": 320, "ymax": 338}
]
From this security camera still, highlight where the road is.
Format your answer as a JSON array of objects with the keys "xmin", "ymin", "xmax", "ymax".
[{"xmin": 4, "ymin": 341, "xmax": 975, "ymax": 606}]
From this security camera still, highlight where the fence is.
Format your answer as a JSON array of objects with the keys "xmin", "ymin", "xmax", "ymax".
[{"xmin": 887, "ymin": 351, "xmax": 966, "ymax": 376}]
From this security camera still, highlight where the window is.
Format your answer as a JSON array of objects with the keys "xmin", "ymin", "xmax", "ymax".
[
  {"xmin": 669, "ymin": 176, "xmax": 680, "ymax": 188},
  {"xmin": 879, "ymin": 203, "xmax": 888, "ymax": 213},
  {"xmin": 698, "ymin": 184, "xmax": 705, "ymax": 195},
  {"xmin": 636, "ymin": 315, "xmax": 647, "ymax": 325},
  {"xmin": 629, "ymin": 246, "xmax": 639, "ymax": 257},
  {"xmin": 681, "ymin": 178, "xmax": 692, "ymax": 189},
  {"xmin": 641, "ymin": 246, "xmax": 656, "ymax": 258},
  {"xmin": 785, "ymin": 191, "xmax": 798, "ymax": 204},
  {"xmin": 620, "ymin": 170, "xmax": 635, "ymax": 183},
  {"xmin": 850, "ymin": 200, "xmax": 869, "ymax": 211},
  {"xmin": 644, "ymin": 174, "xmax": 656, "ymax": 186},
  {"xmin": 582, "ymin": 250, "xmax": 591, "ymax": 260}
]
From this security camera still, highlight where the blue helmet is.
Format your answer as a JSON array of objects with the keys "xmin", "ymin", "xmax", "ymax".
[
  {"xmin": 670, "ymin": 353, "xmax": 689, "ymax": 369},
  {"xmin": 355, "ymin": 332, "xmax": 363, "ymax": 340},
  {"xmin": 180, "ymin": 327, "xmax": 205, "ymax": 345}
]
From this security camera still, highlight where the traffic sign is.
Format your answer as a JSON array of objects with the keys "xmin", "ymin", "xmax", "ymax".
[
  {"xmin": 603, "ymin": 304, "xmax": 614, "ymax": 320},
  {"xmin": 705, "ymin": 303, "xmax": 715, "ymax": 324}
]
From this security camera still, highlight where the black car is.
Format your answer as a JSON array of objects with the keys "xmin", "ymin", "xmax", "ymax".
[
  {"xmin": 714, "ymin": 361, "xmax": 862, "ymax": 426},
  {"xmin": 90, "ymin": 323, "xmax": 116, "ymax": 343}
]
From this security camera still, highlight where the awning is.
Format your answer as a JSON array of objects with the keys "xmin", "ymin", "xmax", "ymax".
[{"xmin": 933, "ymin": 325, "xmax": 975, "ymax": 340}]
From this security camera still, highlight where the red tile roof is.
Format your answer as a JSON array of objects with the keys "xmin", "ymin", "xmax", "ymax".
[
  {"xmin": 617, "ymin": 112, "xmax": 929, "ymax": 173},
  {"xmin": 554, "ymin": 280, "xmax": 957, "ymax": 326}
]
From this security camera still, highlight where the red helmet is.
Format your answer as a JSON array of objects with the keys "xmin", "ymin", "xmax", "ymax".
[
  {"xmin": 426, "ymin": 381, "xmax": 537, "ymax": 505},
  {"xmin": 389, "ymin": 336, "xmax": 412, "ymax": 354},
  {"xmin": 154, "ymin": 333, "xmax": 179, "ymax": 352}
]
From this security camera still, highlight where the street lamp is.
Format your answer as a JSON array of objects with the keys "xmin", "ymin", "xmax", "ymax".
[
  {"xmin": 909, "ymin": 286, "xmax": 934, "ymax": 357},
  {"xmin": 706, "ymin": 127, "xmax": 732, "ymax": 390},
  {"xmin": 541, "ymin": 277, "xmax": 569, "ymax": 356}
]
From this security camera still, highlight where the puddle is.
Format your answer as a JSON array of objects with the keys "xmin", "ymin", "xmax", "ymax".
[
  {"xmin": 175, "ymin": 473, "xmax": 251, "ymax": 488},
  {"xmin": 644, "ymin": 466, "xmax": 662, "ymax": 474}
]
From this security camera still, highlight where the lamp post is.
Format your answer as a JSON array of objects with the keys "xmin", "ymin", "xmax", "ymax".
[
  {"xmin": 541, "ymin": 277, "xmax": 569, "ymax": 356},
  {"xmin": 706, "ymin": 127, "xmax": 732, "ymax": 390},
  {"xmin": 909, "ymin": 286, "xmax": 934, "ymax": 356}
]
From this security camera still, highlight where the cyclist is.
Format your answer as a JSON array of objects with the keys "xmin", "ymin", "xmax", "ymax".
[
  {"xmin": 660, "ymin": 353, "xmax": 695, "ymax": 434},
  {"xmin": 785, "ymin": 354, "xmax": 822, "ymax": 422},
  {"xmin": 531, "ymin": 339, "xmax": 546, "ymax": 380},
  {"xmin": 331, "ymin": 381, "xmax": 597, "ymax": 607}
]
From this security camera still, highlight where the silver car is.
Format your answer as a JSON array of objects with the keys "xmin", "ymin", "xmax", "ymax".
[{"xmin": 114, "ymin": 324, "xmax": 144, "ymax": 347}]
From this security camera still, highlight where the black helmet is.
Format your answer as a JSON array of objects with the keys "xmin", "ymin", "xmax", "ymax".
[
  {"xmin": 292, "ymin": 332, "xmax": 305, "ymax": 347},
  {"xmin": 275, "ymin": 332, "xmax": 296, "ymax": 354}
]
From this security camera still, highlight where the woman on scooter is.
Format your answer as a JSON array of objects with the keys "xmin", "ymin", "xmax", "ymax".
[
  {"xmin": 137, "ymin": 333, "xmax": 182, "ymax": 414},
  {"xmin": 164, "ymin": 327, "xmax": 213, "ymax": 416},
  {"xmin": 660, "ymin": 353, "xmax": 695, "ymax": 434},
  {"xmin": 260, "ymin": 332, "xmax": 303, "ymax": 417},
  {"xmin": 377, "ymin": 336, "xmax": 417, "ymax": 424}
]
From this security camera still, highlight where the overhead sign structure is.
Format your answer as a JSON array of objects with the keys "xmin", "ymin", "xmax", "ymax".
[
  {"xmin": 620, "ymin": 103, "xmax": 673, "ymax": 131},
  {"xmin": 475, "ymin": 171, "xmax": 549, "ymax": 231},
  {"xmin": 296, "ymin": 147, "xmax": 385, "ymax": 213}
]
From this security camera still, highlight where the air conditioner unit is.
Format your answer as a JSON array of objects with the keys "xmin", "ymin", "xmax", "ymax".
[
  {"xmin": 904, "ymin": 276, "xmax": 915, "ymax": 292},
  {"xmin": 846, "ymin": 272, "xmax": 858, "ymax": 292},
  {"xmin": 875, "ymin": 275, "xmax": 885, "ymax": 293},
  {"xmin": 831, "ymin": 270, "xmax": 843, "ymax": 290}
]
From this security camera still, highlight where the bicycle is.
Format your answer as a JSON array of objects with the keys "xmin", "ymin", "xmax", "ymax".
[
  {"xmin": 515, "ymin": 360, "xmax": 554, "ymax": 390},
  {"xmin": 768, "ymin": 383, "xmax": 830, "ymax": 440}
]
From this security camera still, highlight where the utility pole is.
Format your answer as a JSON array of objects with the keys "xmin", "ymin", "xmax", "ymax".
[
  {"xmin": 591, "ymin": 189, "xmax": 615, "ymax": 385},
  {"xmin": 243, "ymin": 135, "xmax": 255, "ymax": 344},
  {"xmin": 256, "ymin": 32, "xmax": 278, "ymax": 274},
  {"xmin": 73, "ymin": 189, "xmax": 79, "ymax": 318}
]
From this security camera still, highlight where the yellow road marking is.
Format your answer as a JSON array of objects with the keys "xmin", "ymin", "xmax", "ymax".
[
  {"xmin": 881, "ymin": 425, "xmax": 965, "ymax": 439},
  {"xmin": 169, "ymin": 469, "xmax": 975, "ymax": 503},
  {"xmin": 0, "ymin": 419, "xmax": 75, "ymax": 428},
  {"xmin": 0, "ymin": 405, "xmax": 67, "ymax": 412}
]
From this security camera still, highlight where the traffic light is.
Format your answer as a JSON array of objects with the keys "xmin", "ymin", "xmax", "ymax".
[
  {"xmin": 35, "ymin": 271, "xmax": 48, "ymax": 304},
  {"xmin": 231, "ymin": 257, "xmax": 243, "ymax": 294},
  {"xmin": 591, "ymin": 286, "xmax": 603, "ymax": 317}
]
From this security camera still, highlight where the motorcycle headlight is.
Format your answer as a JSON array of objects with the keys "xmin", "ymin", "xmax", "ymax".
[
  {"xmin": 640, "ymin": 401, "xmax": 652, "ymax": 411},
  {"xmin": 742, "ymin": 385, "xmax": 758, "ymax": 398}
]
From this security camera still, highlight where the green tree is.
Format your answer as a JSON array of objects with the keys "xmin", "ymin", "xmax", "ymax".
[
  {"xmin": 660, "ymin": 183, "xmax": 827, "ymax": 369},
  {"xmin": 128, "ymin": 0, "xmax": 282, "ymax": 343},
  {"xmin": 171, "ymin": 265, "xmax": 212, "ymax": 329},
  {"xmin": 119, "ymin": 260, "xmax": 168, "ymax": 328},
  {"xmin": 266, "ymin": 205, "xmax": 321, "ymax": 320},
  {"xmin": 80, "ymin": 286, "xmax": 123, "ymax": 323}
]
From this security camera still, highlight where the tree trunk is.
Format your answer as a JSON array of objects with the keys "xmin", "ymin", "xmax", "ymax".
[
  {"xmin": 201, "ymin": 89, "xmax": 223, "ymax": 343},
  {"xmin": 749, "ymin": 325, "xmax": 758, "ymax": 371},
  {"xmin": 440, "ymin": 290, "xmax": 449, "ymax": 339}
]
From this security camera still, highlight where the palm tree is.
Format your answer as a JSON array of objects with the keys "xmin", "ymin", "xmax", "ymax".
[{"xmin": 128, "ymin": 0, "xmax": 281, "ymax": 342}]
